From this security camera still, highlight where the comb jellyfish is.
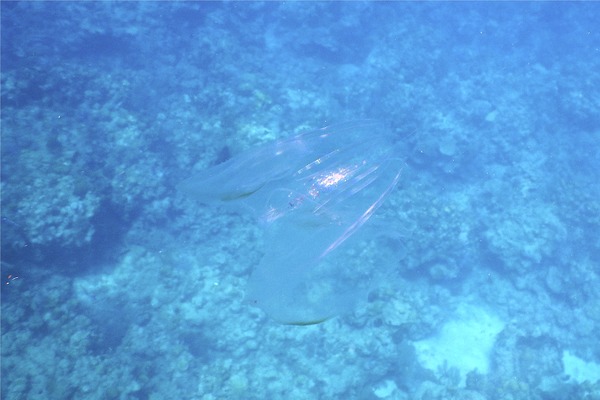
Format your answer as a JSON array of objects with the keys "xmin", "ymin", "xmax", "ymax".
[{"xmin": 179, "ymin": 121, "xmax": 403, "ymax": 324}]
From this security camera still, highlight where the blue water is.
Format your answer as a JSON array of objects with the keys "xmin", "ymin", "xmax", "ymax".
[{"xmin": 1, "ymin": 2, "xmax": 599, "ymax": 399}]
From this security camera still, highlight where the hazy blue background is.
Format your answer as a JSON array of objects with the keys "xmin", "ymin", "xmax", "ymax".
[{"xmin": 2, "ymin": 2, "xmax": 599, "ymax": 399}]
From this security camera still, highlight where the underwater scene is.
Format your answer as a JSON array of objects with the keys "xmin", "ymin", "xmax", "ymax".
[{"xmin": 1, "ymin": 2, "xmax": 599, "ymax": 400}]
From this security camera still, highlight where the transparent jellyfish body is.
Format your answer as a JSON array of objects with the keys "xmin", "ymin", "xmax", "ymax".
[{"xmin": 179, "ymin": 121, "xmax": 403, "ymax": 324}]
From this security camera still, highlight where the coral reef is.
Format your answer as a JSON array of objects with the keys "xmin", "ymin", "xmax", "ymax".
[{"xmin": 1, "ymin": 2, "xmax": 599, "ymax": 400}]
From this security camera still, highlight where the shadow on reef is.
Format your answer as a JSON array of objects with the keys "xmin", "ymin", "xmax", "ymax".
[{"xmin": 0, "ymin": 200, "xmax": 133, "ymax": 276}]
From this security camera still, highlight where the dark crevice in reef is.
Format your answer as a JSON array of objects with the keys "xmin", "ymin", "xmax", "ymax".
[{"xmin": 1, "ymin": 200, "xmax": 134, "ymax": 276}]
